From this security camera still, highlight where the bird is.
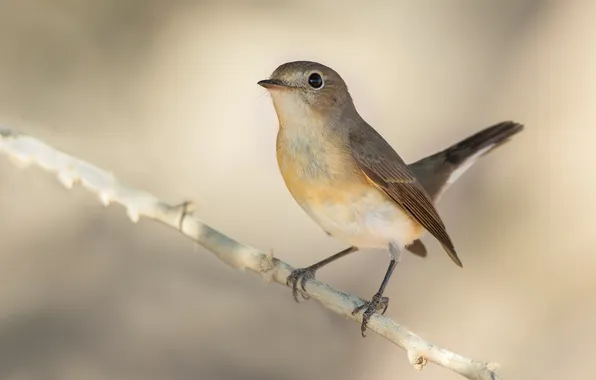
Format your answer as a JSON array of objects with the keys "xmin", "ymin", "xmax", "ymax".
[{"xmin": 257, "ymin": 61, "xmax": 523, "ymax": 336}]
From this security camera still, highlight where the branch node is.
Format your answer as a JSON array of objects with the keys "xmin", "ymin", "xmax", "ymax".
[
  {"xmin": 487, "ymin": 362, "xmax": 500, "ymax": 371},
  {"xmin": 259, "ymin": 249, "xmax": 276, "ymax": 282},
  {"xmin": 126, "ymin": 207, "xmax": 140, "ymax": 223},
  {"xmin": 408, "ymin": 350, "xmax": 428, "ymax": 371},
  {"xmin": 98, "ymin": 191, "xmax": 113, "ymax": 206}
]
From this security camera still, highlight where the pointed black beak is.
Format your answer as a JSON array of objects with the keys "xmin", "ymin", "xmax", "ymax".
[{"xmin": 257, "ymin": 79, "xmax": 288, "ymax": 89}]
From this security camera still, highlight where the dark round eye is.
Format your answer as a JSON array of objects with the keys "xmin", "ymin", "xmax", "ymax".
[{"xmin": 308, "ymin": 73, "xmax": 324, "ymax": 89}]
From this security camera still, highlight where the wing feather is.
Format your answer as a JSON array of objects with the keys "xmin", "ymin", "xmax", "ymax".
[{"xmin": 349, "ymin": 127, "xmax": 462, "ymax": 267}]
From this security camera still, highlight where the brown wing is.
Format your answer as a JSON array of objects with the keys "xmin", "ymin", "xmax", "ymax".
[{"xmin": 349, "ymin": 126, "xmax": 462, "ymax": 267}]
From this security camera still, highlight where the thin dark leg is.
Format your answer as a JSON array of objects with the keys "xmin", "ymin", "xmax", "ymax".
[
  {"xmin": 352, "ymin": 243, "xmax": 402, "ymax": 337},
  {"xmin": 287, "ymin": 246, "xmax": 358, "ymax": 302}
]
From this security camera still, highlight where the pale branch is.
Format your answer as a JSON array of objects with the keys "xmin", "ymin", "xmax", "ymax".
[{"xmin": 0, "ymin": 127, "xmax": 501, "ymax": 380}]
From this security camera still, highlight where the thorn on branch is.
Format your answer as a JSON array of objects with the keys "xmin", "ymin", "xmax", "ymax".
[{"xmin": 99, "ymin": 191, "xmax": 113, "ymax": 206}]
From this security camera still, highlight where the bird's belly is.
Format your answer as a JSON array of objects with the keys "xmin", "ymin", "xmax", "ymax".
[{"xmin": 298, "ymin": 187, "xmax": 422, "ymax": 249}]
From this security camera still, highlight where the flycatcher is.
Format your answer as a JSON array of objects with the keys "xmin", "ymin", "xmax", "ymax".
[{"xmin": 258, "ymin": 61, "xmax": 523, "ymax": 336}]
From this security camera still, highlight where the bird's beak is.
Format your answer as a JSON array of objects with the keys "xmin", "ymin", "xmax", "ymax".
[{"xmin": 257, "ymin": 79, "xmax": 289, "ymax": 90}]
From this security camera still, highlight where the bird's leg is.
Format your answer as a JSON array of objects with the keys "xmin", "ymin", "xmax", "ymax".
[
  {"xmin": 287, "ymin": 246, "xmax": 358, "ymax": 302},
  {"xmin": 352, "ymin": 243, "xmax": 402, "ymax": 337}
]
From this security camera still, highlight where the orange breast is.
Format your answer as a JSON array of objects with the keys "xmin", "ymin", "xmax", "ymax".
[
  {"xmin": 276, "ymin": 130, "xmax": 424, "ymax": 248},
  {"xmin": 276, "ymin": 128, "xmax": 366, "ymax": 204}
]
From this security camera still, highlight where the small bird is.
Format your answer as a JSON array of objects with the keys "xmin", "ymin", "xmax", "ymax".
[{"xmin": 258, "ymin": 61, "xmax": 523, "ymax": 336}]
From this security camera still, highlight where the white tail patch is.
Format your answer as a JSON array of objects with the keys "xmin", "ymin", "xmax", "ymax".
[{"xmin": 446, "ymin": 144, "xmax": 494, "ymax": 186}]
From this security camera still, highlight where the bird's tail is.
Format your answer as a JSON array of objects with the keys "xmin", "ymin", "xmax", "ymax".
[
  {"xmin": 442, "ymin": 121, "xmax": 524, "ymax": 166},
  {"xmin": 409, "ymin": 121, "xmax": 524, "ymax": 202}
]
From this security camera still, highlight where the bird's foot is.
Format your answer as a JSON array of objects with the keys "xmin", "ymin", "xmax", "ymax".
[
  {"xmin": 286, "ymin": 266, "xmax": 318, "ymax": 302},
  {"xmin": 351, "ymin": 292, "xmax": 389, "ymax": 337}
]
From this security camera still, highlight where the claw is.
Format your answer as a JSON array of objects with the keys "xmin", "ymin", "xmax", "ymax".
[
  {"xmin": 286, "ymin": 267, "xmax": 317, "ymax": 302},
  {"xmin": 351, "ymin": 293, "xmax": 389, "ymax": 337}
]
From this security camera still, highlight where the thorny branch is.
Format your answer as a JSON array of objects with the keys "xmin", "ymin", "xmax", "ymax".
[{"xmin": 1, "ymin": 127, "xmax": 501, "ymax": 380}]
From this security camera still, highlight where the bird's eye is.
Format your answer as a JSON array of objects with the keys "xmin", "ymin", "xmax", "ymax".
[{"xmin": 308, "ymin": 73, "xmax": 324, "ymax": 89}]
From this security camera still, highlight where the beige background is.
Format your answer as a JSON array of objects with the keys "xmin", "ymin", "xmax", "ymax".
[{"xmin": 1, "ymin": 0, "xmax": 594, "ymax": 379}]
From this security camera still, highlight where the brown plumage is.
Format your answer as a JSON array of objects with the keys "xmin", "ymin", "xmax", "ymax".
[
  {"xmin": 348, "ymin": 123, "xmax": 461, "ymax": 266},
  {"xmin": 258, "ymin": 60, "xmax": 523, "ymax": 336}
]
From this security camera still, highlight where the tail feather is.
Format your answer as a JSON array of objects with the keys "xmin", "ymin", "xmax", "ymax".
[
  {"xmin": 405, "ymin": 121, "xmax": 523, "ymax": 258},
  {"xmin": 444, "ymin": 121, "xmax": 524, "ymax": 166},
  {"xmin": 408, "ymin": 121, "xmax": 524, "ymax": 202}
]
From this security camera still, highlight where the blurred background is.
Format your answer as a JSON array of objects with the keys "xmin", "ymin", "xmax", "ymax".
[{"xmin": 0, "ymin": 0, "xmax": 594, "ymax": 379}]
